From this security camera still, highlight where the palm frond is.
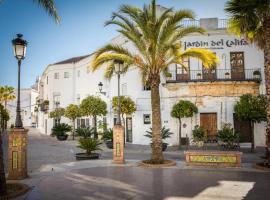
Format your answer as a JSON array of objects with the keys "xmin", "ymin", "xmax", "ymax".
[{"xmin": 33, "ymin": 0, "xmax": 60, "ymax": 23}]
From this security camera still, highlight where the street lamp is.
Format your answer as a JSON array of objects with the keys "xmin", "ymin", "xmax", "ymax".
[
  {"xmin": 12, "ymin": 34, "xmax": 27, "ymax": 128},
  {"xmin": 114, "ymin": 59, "xmax": 123, "ymax": 125},
  {"xmin": 98, "ymin": 82, "xmax": 106, "ymax": 95}
]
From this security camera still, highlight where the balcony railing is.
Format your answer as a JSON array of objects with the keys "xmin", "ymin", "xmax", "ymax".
[
  {"xmin": 166, "ymin": 69, "xmax": 261, "ymax": 83},
  {"xmin": 180, "ymin": 19, "xmax": 228, "ymax": 29}
]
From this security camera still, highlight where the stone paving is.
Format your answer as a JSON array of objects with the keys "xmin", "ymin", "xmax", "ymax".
[{"xmin": 2, "ymin": 128, "xmax": 270, "ymax": 200}]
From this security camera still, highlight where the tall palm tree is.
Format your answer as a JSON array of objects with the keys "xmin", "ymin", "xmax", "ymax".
[
  {"xmin": 225, "ymin": 0, "xmax": 270, "ymax": 164},
  {"xmin": 91, "ymin": 0, "xmax": 218, "ymax": 163},
  {"xmin": 0, "ymin": 1, "xmax": 59, "ymax": 198}
]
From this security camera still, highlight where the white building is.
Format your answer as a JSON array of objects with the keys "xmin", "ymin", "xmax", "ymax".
[
  {"xmin": 36, "ymin": 17, "xmax": 266, "ymax": 147},
  {"xmin": 7, "ymin": 88, "xmax": 39, "ymax": 127}
]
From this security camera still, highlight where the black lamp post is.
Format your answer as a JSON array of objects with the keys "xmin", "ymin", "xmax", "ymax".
[
  {"xmin": 12, "ymin": 34, "xmax": 27, "ymax": 128},
  {"xmin": 98, "ymin": 82, "xmax": 103, "ymax": 93},
  {"xmin": 114, "ymin": 59, "xmax": 123, "ymax": 126}
]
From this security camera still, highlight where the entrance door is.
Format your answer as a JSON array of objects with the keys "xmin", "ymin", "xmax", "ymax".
[
  {"xmin": 126, "ymin": 117, "xmax": 133, "ymax": 143},
  {"xmin": 200, "ymin": 113, "xmax": 217, "ymax": 142},
  {"xmin": 233, "ymin": 114, "xmax": 252, "ymax": 142},
  {"xmin": 45, "ymin": 119, "xmax": 47, "ymax": 134}
]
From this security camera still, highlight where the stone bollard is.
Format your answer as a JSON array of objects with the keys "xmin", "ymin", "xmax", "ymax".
[
  {"xmin": 7, "ymin": 128, "xmax": 28, "ymax": 180},
  {"xmin": 113, "ymin": 125, "xmax": 125, "ymax": 164}
]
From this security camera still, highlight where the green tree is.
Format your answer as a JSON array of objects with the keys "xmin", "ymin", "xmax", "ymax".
[
  {"xmin": 225, "ymin": 0, "xmax": 270, "ymax": 161},
  {"xmin": 234, "ymin": 94, "xmax": 267, "ymax": 152},
  {"xmin": 171, "ymin": 100, "xmax": 198, "ymax": 148},
  {"xmin": 90, "ymin": 0, "xmax": 218, "ymax": 164},
  {"xmin": 65, "ymin": 104, "xmax": 81, "ymax": 140},
  {"xmin": 80, "ymin": 96, "xmax": 107, "ymax": 139},
  {"xmin": 112, "ymin": 96, "xmax": 136, "ymax": 142},
  {"xmin": 49, "ymin": 107, "xmax": 65, "ymax": 125},
  {"xmin": 0, "ymin": 86, "xmax": 16, "ymax": 109}
]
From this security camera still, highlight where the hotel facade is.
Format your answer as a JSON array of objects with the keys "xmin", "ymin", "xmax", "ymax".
[{"xmin": 36, "ymin": 18, "xmax": 266, "ymax": 148}]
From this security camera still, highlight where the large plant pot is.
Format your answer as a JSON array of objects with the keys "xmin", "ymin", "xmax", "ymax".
[
  {"xmin": 56, "ymin": 135, "xmax": 68, "ymax": 141},
  {"xmin": 75, "ymin": 153, "xmax": 100, "ymax": 160},
  {"xmin": 105, "ymin": 141, "xmax": 113, "ymax": 149},
  {"xmin": 150, "ymin": 143, "xmax": 168, "ymax": 151}
]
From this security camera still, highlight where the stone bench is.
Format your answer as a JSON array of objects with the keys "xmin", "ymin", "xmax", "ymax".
[{"xmin": 184, "ymin": 150, "xmax": 242, "ymax": 168}]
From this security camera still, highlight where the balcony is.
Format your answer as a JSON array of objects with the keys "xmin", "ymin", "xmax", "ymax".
[{"xmin": 166, "ymin": 69, "xmax": 261, "ymax": 83}]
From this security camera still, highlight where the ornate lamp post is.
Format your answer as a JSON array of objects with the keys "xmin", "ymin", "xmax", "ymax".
[
  {"xmin": 112, "ymin": 59, "xmax": 125, "ymax": 164},
  {"xmin": 12, "ymin": 34, "xmax": 27, "ymax": 128},
  {"xmin": 98, "ymin": 82, "xmax": 106, "ymax": 95},
  {"xmin": 8, "ymin": 34, "xmax": 28, "ymax": 180}
]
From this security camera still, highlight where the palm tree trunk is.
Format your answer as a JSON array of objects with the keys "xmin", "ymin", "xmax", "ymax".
[
  {"xmin": 93, "ymin": 115, "xmax": 97, "ymax": 139},
  {"xmin": 264, "ymin": 19, "xmax": 270, "ymax": 163},
  {"xmin": 251, "ymin": 122, "xmax": 255, "ymax": 153},
  {"xmin": 0, "ymin": 132, "xmax": 8, "ymax": 199},
  {"xmin": 178, "ymin": 118, "xmax": 182, "ymax": 149},
  {"xmin": 150, "ymin": 80, "xmax": 164, "ymax": 164},
  {"xmin": 72, "ymin": 120, "xmax": 75, "ymax": 140}
]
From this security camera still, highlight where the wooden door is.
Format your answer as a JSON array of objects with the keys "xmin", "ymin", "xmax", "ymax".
[
  {"xmin": 200, "ymin": 113, "xmax": 217, "ymax": 142},
  {"xmin": 233, "ymin": 114, "xmax": 252, "ymax": 142},
  {"xmin": 126, "ymin": 117, "xmax": 133, "ymax": 143}
]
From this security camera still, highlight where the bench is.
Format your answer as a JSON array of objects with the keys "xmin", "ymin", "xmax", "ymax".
[{"xmin": 184, "ymin": 150, "xmax": 242, "ymax": 168}]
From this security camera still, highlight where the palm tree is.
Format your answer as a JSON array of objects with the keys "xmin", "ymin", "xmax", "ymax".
[
  {"xmin": 91, "ymin": 0, "xmax": 218, "ymax": 164},
  {"xmin": 0, "ymin": 1, "xmax": 59, "ymax": 198},
  {"xmin": 225, "ymin": 0, "xmax": 270, "ymax": 164},
  {"xmin": 0, "ymin": 86, "xmax": 16, "ymax": 109},
  {"xmin": 0, "ymin": 0, "xmax": 60, "ymax": 23}
]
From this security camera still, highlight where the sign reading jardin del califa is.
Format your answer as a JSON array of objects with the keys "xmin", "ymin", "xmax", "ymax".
[{"xmin": 184, "ymin": 38, "xmax": 249, "ymax": 50}]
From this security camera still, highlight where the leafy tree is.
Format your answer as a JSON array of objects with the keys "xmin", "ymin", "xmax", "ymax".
[
  {"xmin": 49, "ymin": 107, "xmax": 65, "ymax": 125},
  {"xmin": 80, "ymin": 96, "xmax": 107, "ymax": 139},
  {"xmin": 112, "ymin": 96, "xmax": 136, "ymax": 142},
  {"xmin": 225, "ymin": 0, "xmax": 270, "ymax": 161},
  {"xmin": 234, "ymin": 94, "xmax": 267, "ymax": 152},
  {"xmin": 64, "ymin": 104, "xmax": 81, "ymax": 140},
  {"xmin": 90, "ymin": 0, "xmax": 218, "ymax": 164},
  {"xmin": 171, "ymin": 100, "xmax": 198, "ymax": 148}
]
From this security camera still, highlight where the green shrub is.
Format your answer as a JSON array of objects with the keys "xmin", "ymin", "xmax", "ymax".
[
  {"xmin": 217, "ymin": 123, "xmax": 238, "ymax": 148},
  {"xmin": 77, "ymin": 138, "xmax": 102, "ymax": 155},
  {"xmin": 51, "ymin": 123, "xmax": 72, "ymax": 137},
  {"xmin": 102, "ymin": 128, "xmax": 113, "ymax": 142},
  {"xmin": 144, "ymin": 126, "xmax": 173, "ymax": 141},
  {"xmin": 192, "ymin": 125, "xmax": 205, "ymax": 142},
  {"xmin": 76, "ymin": 127, "xmax": 94, "ymax": 139}
]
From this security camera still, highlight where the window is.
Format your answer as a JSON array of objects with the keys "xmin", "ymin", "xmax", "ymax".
[
  {"xmin": 77, "ymin": 70, "xmax": 80, "ymax": 77},
  {"xmin": 54, "ymin": 72, "xmax": 59, "ymax": 79},
  {"xmin": 46, "ymin": 76, "xmax": 48, "ymax": 84},
  {"xmin": 64, "ymin": 72, "xmax": 69, "ymax": 78},
  {"xmin": 143, "ymin": 85, "xmax": 151, "ymax": 91},
  {"xmin": 143, "ymin": 114, "xmax": 151, "ymax": 124},
  {"xmin": 77, "ymin": 119, "xmax": 81, "ymax": 128},
  {"xmin": 230, "ymin": 52, "xmax": 245, "ymax": 79},
  {"xmin": 81, "ymin": 119, "xmax": 86, "ymax": 128},
  {"xmin": 53, "ymin": 94, "xmax": 61, "ymax": 108},
  {"xmin": 86, "ymin": 118, "xmax": 90, "ymax": 127}
]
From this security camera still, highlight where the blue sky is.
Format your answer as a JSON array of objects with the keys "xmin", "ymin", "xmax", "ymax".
[{"xmin": 0, "ymin": 0, "xmax": 227, "ymax": 88}]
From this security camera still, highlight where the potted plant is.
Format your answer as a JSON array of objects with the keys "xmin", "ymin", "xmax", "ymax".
[
  {"xmin": 253, "ymin": 70, "xmax": 261, "ymax": 79},
  {"xmin": 192, "ymin": 125, "xmax": 205, "ymax": 147},
  {"xmin": 102, "ymin": 128, "xmax": 113, "ymax": 149},
  {"xmin": 76, "ymin": 138, "xmax": 102, "ymax": 160},
  {"xmin": 76, "ymin": 127, "xmax": 94, "ymax": 139},
  {"xmin": 225, "ymin": 72, "xmax": 230, "ymax": 79},
  {"xmin": 196, "ymin": 73, "xmax": 202, "ymax": 80},
  {"xmin": 144, "ymin": 126, "xmax": 173, "ymax": 151},
  {"xmin": 217, "ymin": 123, "xmax": 238, "ymax": 150},
  {"xmin": 51, "ymin": 123, "xmax": 72, "ymax": 141}
]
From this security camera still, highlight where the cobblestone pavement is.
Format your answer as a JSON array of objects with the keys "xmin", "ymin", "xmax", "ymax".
[{"xmin": 2, "ymin": 128, "xmax": 270, "ymax": 200}]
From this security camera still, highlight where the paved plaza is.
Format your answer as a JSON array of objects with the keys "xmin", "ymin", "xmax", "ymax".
[{"xmin": 2, "ymin": 128, "xmax": 270, "ymax": 200}]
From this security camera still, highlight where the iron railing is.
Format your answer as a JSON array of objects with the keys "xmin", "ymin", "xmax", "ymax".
[
  {"xmin": 180, "ymin": 19, "xmax": 228, "ymax": 29},
  {"xmin": 166, "ymin": 68, "xmax": 261, "ymax": 83}
]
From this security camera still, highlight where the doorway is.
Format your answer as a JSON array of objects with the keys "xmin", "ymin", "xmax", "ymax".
[
  {"xmin": 126, "ymin": 117, "xmax": 133, "ymax": 143},
  {"xmin": 233, "ymin": 114, "xmax": 252, "ymax": 143},
  {"xmin": 200, "ymin": 113, "xmax": 217, "ymax": 142}
]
